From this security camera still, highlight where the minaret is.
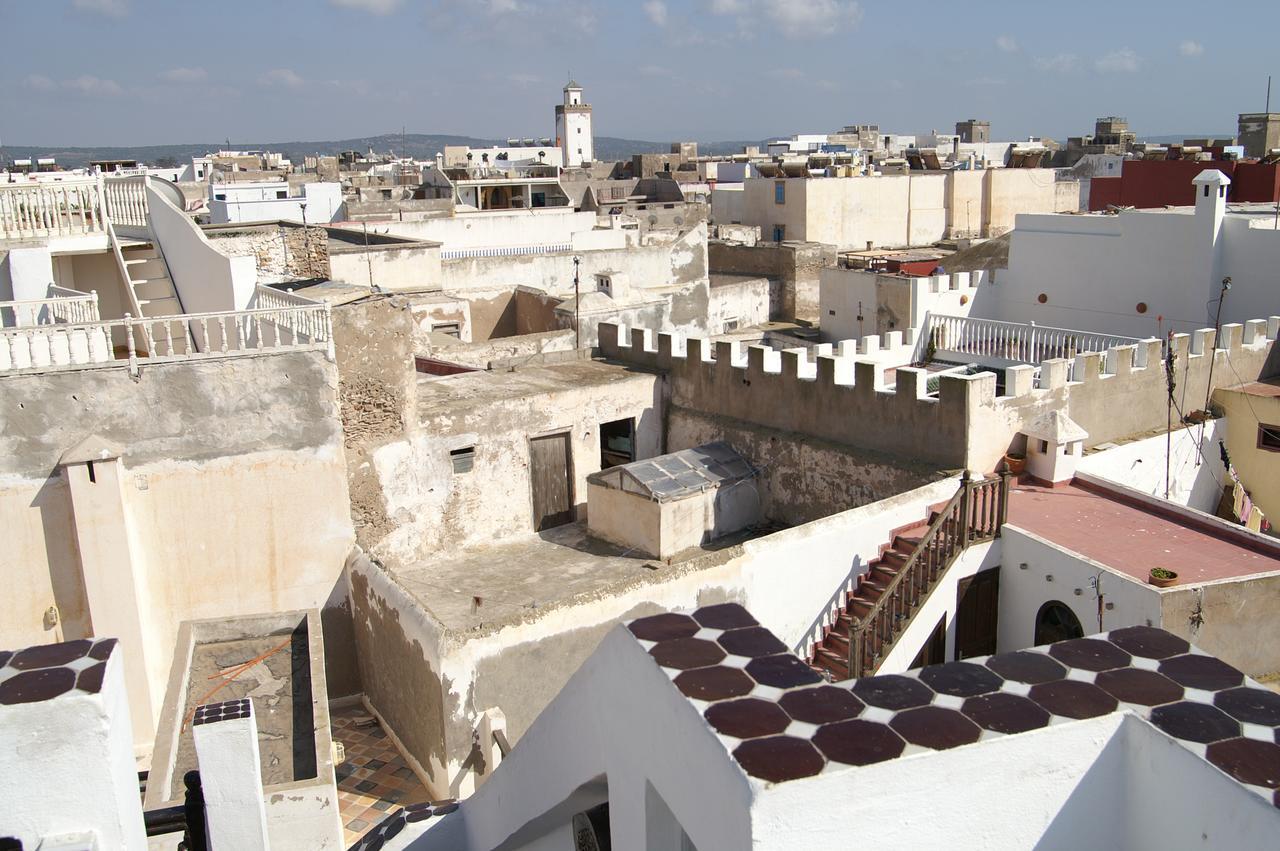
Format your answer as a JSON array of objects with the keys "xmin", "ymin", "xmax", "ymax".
[{"xmin": 555, "ymin": 80, "xmax": 594, "ymax": 168}]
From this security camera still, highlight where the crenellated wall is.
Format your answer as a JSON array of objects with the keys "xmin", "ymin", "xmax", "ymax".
[{"xmin": 599, "ymin": 315, "xmax": 1279, "ymax": 472}]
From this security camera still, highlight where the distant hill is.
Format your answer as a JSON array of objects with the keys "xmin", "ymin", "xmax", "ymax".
[
  {"xmin": 1143, "ymin": 133, "xmax": 1235, "ymax": 144},
  {"xmin": 1, "ymin": 133, "xmax": 763, "ymax": 169}
]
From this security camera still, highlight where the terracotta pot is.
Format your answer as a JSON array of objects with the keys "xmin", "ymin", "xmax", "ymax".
[
  {"xmin": 1004, "ymin": 454, "xmax": 1027, "ymax": 475},
  {"xmin": 1148, "ymin": 570, "xmax": 1179, "ymax": 588}
]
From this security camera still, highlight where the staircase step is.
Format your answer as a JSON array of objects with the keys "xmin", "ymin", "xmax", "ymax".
[
  {"xmin": 813, "ymin": 648, "xmax": 849, "ymax": 680},
  {"xmin": 892, "ymin": 535, "xmax": 923, "ymax": 554},
  {"xmin": 879, "ymin": 550, "xmax": 909, "ymax": 569}
]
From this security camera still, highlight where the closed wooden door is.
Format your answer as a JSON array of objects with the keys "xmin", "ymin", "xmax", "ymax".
[
  {"xmin": 954, "ymin": 567, "xmax": 1000, "ymax": 660},
  {"xmin": 530, "ymin": 433, "xmax": 574, "ymax": 531}
]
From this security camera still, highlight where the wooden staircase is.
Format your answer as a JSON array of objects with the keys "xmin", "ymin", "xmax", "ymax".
[{"xmin": 808, "ymin": 473, "xmax": 1011, "ymax": 682}]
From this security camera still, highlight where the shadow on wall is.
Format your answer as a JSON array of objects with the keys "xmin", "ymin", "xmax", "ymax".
[{"xmin": 32, "ymin": 470, "xmax": 91, "ymax": 642}]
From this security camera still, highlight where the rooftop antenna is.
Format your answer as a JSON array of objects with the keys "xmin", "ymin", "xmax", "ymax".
[{"xmin": 1268, "ymin": 75, "xmax": 1272, "ymax": 113}]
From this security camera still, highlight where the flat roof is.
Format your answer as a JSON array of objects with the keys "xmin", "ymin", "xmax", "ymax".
[
  {"xmin": 391, "ymin": 520, "xmax": 771, "ymax": 635},
  {"xmin": 1007, "ymin": 481, "xmax": 1280, "ymax": 584},
  {"xmin": 1223, "ymin": 377, "xmax": 1280, "ymax": 399},
  {"xmin": 416, "ymin": 359, "xmax": 659, "ymax": 419}
]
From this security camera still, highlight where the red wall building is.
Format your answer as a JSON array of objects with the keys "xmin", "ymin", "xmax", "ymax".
[{"xmin": 1089, "ymin": 160, "xmax": 1280, "ymax": 210}]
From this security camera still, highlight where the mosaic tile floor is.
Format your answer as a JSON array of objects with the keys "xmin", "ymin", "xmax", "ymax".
[{"xmin": 331, "ymin": 705, "xmax": 432, "ymax": 847}]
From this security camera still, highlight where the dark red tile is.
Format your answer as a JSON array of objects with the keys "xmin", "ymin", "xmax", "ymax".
[
  {"xmin": 1204, "ymin": 738, "xmax": 1280, "ymax": 788},
  {"xmin": 1149, "ymin": 702, "xmax": 1241, "ymax": 744},
  {"xmin": 733, "ymin": 735, "xmax": 824, "ymax": 782},
  {"xmin": 649, "ymin": 638, "xmax": 726, "ymax": 671},
  {"xmin": 1047, "ymin": 638, "xmax": 1131, "ymax": 672},
  {"xmin": 1158, "ymin": 654, "xmax": 1245, "ymax": 692},
  {"xmin": 9, "ymin": 640, "xmax": 92, "ymax": 671},
  {"xmin": 0, "ymin": 667, "xmax": 76, "ymax": 704},
  {"xmin": 1095, "ymin": 668, "xmax": 1184, "ymax": 706},
  {"xmin": 1106, "ymin": 626, "xmax": 1189, "ymax": 660},
  {"xmin": 0, "ymin": 650, "xmax": 12, "ymax": 669},
  {"xmin": 674, "ymin": 666, "xmax": 754, "ymax": 702},
  {"xmin": 76, "ymin": 661, "xmax": 107, "ymax": 694},
  {"xmin": 919, "ymin": 662, "xmax": 1003, "ymax": 697},
  {"xmin": 717, "ymin": 627, "xmax": 787, "ymax": 659},
  {"xmin": 1214, "ymin": 687, "xmax": 1280, "ymax": 727},
  {"xmin": 962, "ymin": 692, "xmax": 1053, "ymax": 734},
  {"xmin": 433, "ymin": 802, "xmax": 458, "ymax": 814},
  {"xmin": 851, "ymin": 675, "xmax": 934, "ymax": 710},
  {"xmin": 984, "ymin": 650, "xmax": 1068, "ymax": 684},
  {"xmin": 779, "ymin": 686, "xmax": 864, "ymax": 725},
  {"xmin": 88, "ymin": 639, "xmax": 117, "ymax": 661},
  {"xmin": 629, "ymin": 613, "xmax": 699, "ymax": 642},
  {"xmin": 692, "ymin": 604, "xmax": 758, "ymax": 630},
  {"xmin": 890, "ymin": 706, "xmax": 982, "ymax": 750},
  {"xmin": 705, "ymin": 698, "xmax": 791, "ymax": 739},
  {"xmin": 745, "ymin": 654, "xmax": 823, "ymax": 689},
  {"xmin": 1027, "ymin": 680, "xmax": 1119, "ymax": 719},
  {"xmin": 813, "ymin": 719, "xmax": 906, "ymax": 766}
]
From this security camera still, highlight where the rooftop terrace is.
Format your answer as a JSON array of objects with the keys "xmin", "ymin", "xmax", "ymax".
[{"xmin": 1007, "ymin": 480, "xmax": 1280, "ymax": 584}]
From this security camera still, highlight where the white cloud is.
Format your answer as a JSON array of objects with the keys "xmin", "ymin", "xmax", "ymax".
[
  {"xmin": 72, "ymin": 0, "xmax": 127, "ymax": 16},
  {"xmin": 1179, "ymin": 40, "xmax": 1204, "ymax": 57},
  {"xmin": 705, "ymin": 0, "xmax": 859, "ymax": 38},
  {"xmin": 643, "ymin": 0, "xmax": 667, "ymax": 26},
  {"xmin": 995, "ymin": 34, "xmax": 1018, "ymax": 53},
  {"xmin": 508, "ymin": 72, "xmax": 541, "ymax": 87},
  {"xmin": 260, "ymin": 68, "xmax": 305, "ymax": 88},
  {"xmin": 160, "ymin": 67, "xmax": 207, "ymax": 83},
  {"xmin": 24, "ymin": 75, "xmax": 57, "ymax": 92},
  {"xmin": 330, "ymin": 0, "xmax": 402, "ymax": 12},
  {"xmin": 1095, "ymin": 48, "xmax": 1139, "ymax": 73},
  {"xmin": 769, "ymin": 68, "xmax": 803, "ymax": 80},
  {"xmin": 25, "ymin": 73, "xmax": 122, "ymax": 96},
  {"xmin": 1034, "ymin": 52, "xmax": 1079, "ymax": 73}
]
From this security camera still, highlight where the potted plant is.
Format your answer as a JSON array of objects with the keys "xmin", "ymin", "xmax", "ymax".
[
  {"xmin": 1004, "ymin": 452, "xmax": 1027, "ymax": 475},
  {"xmin": 1148, "ymin": 567, "xmax": 1179, "ymax": 588}
]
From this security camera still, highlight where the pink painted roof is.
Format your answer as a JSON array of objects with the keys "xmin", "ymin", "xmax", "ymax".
[{"xmin": 1006, "ymin": 481, "xmax": 1280, "ymax": 584}]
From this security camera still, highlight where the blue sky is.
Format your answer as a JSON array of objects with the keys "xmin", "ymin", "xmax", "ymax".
[{"xmin": 1, "ymin": 0, "xmax": 1274, "ymax": 146}]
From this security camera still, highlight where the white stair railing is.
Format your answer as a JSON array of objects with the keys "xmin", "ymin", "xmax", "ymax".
[
  {"xmin": 917, "ymin": 313, "xmax": 1146, "ymax": 377},
  {"xmin": 0, "ymin": 287, "xmax": 100, "ymax": 328}
]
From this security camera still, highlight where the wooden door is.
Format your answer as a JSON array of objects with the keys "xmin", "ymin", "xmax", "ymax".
[
  {"xmin": 954, "ymin": 567, "xmax": 1000, "ymax": 660},
  {"xmin": 911, "ymin": 616, "xmax": 947, "ymax": 669},
  {"xmin": 530, "ymin": 433, "xmax": 574, "ymax": 531}
]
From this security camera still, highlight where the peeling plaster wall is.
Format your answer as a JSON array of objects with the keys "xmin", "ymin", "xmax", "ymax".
[
  {"xmin": 0, "ymin": 351, "xmax": 358, "ymax": 734},
  {"xmin": 370, "ymin": 367, "xmax": 665, "ymax": 564},
  {"xmin": 667, "ymin": 406, "xmax": 946, "ymax": 526},
  {"xmin": 1161, "ymin": 572, "xmax": 1280, "ymax": 679},
  {"xmin": 347, "ymin": 477, "xmax": 962, "ymax": 798}
]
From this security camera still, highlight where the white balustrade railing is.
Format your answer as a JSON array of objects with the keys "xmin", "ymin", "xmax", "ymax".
[
  {"xmin": 0, "ymin": 287, "xmax": 100, "ymax": 328},
  {"xmin": 918, "ymin": 314, "xmax": 1146, "ymax": 378},
  {"xmin": 0, "ymin": 302, "xmax": 333, "ymax": 376},
  {"xmin": 0, "ymin": 178, "xmax": 106, "ymax": 241},
  {"xmin": 102, "ymin": 175, "xmax": 150, "ymax": 229},
  {"xmin": 440, "ymin": 242, "xmax": 572, "ymax": 260}
]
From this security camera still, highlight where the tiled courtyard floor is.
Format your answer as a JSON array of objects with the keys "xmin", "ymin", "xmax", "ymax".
[{"xmin": 331, "ymin": 705, "xmax": 432, "ymax": 847}]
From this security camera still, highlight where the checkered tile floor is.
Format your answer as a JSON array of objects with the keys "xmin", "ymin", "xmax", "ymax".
[{"xmin": 331, "ymin": 706, "xmax": 432, "ymax": 847}]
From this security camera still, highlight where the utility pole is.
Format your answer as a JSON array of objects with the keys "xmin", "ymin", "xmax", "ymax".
[
  {"xmin": 1199, "ymin": 276, "xmax": 1231, "ymax": 447},
  {"xmin": 573, "ymin": 256, "xmax": 581, "ymax": 349}
]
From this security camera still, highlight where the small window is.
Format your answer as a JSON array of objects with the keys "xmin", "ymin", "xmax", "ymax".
[
  {"xmin": 215, "ymin": 193, "xmax": 226, "ymax": 201},
  {"xmin": 1039, "ymin": 439, "xmax": 1049, "ymax": 453},
  {"xmin": 276, "ymin": 190, "xmax": 287, "ymax": 199},
  {"xmin": 1259, "ymin": 424, "xmax": 1280, "ymax": 452},
  {"xmin": 450, "ymin": 446, "xmax": 475, "ymax": 473},
  {"xmin": 433, "ymin": 322, "xmax": 461, "ymax": 339},
  {"xmin": 774, "ymin": 180, "xmax": 785, "ymax": 204},
  {"xmin": 772, "ymin": 225, "xmax": 785, "ymax": 242},
  {"xmin": 1203, "ymin": 185, "xmax": 1210, "ymax": 198}
]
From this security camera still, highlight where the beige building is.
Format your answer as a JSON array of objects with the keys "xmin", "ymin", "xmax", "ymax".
[
  {"xmin": 1215, "ymin": 377, "xmax": 1280, "ymax": 520},
  {"xmin": 734, "ymin": 168, "xmax": 1079, "ymax": 249}
]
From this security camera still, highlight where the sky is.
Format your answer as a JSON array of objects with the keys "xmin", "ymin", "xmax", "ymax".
[{"xmin": 1, "ymin": 0, "xmax": 1276, "ymax": 147}]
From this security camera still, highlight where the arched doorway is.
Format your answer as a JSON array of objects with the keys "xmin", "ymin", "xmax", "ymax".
[{"xmin": 1035, "ymin": 601, "xmax": 1084, "ymax": 646}]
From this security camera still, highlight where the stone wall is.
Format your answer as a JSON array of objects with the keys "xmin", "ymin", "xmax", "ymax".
[
  {"xmin": 708, "ymin": 240, "xmax": 834, "ymax": 321},
  {"xmin": 206, "ymin": 224, "xmax": 331, "ymax": 283}
]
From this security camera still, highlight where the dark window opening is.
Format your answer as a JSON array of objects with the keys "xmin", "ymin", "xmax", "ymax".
[
  {"xmin": 1259, "ymin": 424, "xmax": 1280, "ymax": 452},
  {"xmin": 433, "ymin": 322, "xmax": 462, "ymax": 339},
  {"xmin": 599, "ymin": 418, "xmax": 635, "ymax": 469},
  {"xmin": 276, "ymin": 190, "xmax": 288, "ymax": 199},
  {"xmin": 450, "ymin": 446, "xmax": 475, "ymax": 474},
  {"xmin": 1035, "ymin": 601, "xmax": 1084, "ymax": 646},
  {"xmin": 87, "ymin": 461, "xmax": 96, "ymax": 483}
]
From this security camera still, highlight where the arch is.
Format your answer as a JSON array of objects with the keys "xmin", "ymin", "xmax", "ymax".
[{"xmin": 1035, "ymin": 600, "xmax": 1084, "ymax": 646}]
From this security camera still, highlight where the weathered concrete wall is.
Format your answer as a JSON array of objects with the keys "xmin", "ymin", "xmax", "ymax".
[
  {"xmin": 668, "ymin": 406, "xmax": 945, "ymax": 526},
  {"xmin": 601, "ymin": 320, "xmax": 1277, "ymax": 474},
  {"xmin": 440, "ymin": 224, "xmax": 709, "ymax": 296},
  {"xmin": 708, "ymin": 275, "xmax": 771, "ymax": 333},
  {"xmin": 331, "ymin": 298, "xmax": 419, "ymax": 553},
  {"xmin": 428, "ymin": 329, "xmax": 576, "ymax": 369},
  {"xmin": 370, "ymin": 363, "xmax": 665, "ymax": 564},
  {"xmin": 708, "ymin": 240, "xmax": 833, "ymax": 321},
  {"xmin": 0, "ymin": 351, "xmax": 357, "ymax": 739},
  {"xmin": 328, "ymin": 243, "xmax": 442, "ymax": 293},
  {"xmin": 205, "ymin": 224, "xmax": 331, "ymax": 283},
  {"xmin": 1162, "ymin": 572, "xmax": 1280, "ymax": 679}
]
